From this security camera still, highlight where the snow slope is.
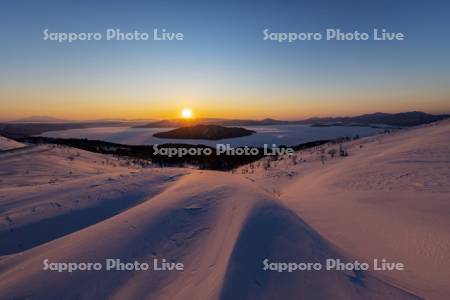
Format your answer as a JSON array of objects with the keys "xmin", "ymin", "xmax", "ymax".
[
  {"xmin": 0, "ymin": 171, "xmax": 416, "ymax": 299},
  {"xmin": 281, "ymin": 121, "xmax": 450, "ymax": 299},
  {"xmin": 0, "ymin": 135, "xmax": 25, "ymax": 151},
  {"xmin": 239, "ymin": 120, "xmax": 450, "ymax": 299},
  {"xmin": 1, "ymin": 120, "xmax": 448, "ymax": 299},
  {"xmin": 0, "ymin": 145, "xmax": 187, "ymax": 255}
]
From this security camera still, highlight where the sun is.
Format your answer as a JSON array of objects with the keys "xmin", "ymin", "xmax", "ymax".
[{"xmin": 181, "ymin": 108, "xmax": 193, "ymax": 119}]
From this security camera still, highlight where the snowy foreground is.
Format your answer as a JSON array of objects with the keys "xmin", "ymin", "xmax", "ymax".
[
  {"xmin": 0, "ymin": 121, "xmax": 449, "ymax": 299},
  {"xmin": 0, "ymin": 135, "xmax": 25, "ymax": 151}
]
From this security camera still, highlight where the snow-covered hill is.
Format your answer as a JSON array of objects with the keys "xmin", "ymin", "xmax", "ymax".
[
  {"xmin": 238, "ymin": 120, "xmax": 450, "ymax": 299},
  {"xmin": 0, "ymin": 120, "xmax": 449, "ymax": 299},
  {"xmin": 0, "ymin": 135, "xmax": 25, "ymax": 151}
]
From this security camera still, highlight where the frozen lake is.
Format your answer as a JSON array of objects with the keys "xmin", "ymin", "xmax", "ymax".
[{"xmin": 40, "ymin": 125, "xmax": 386, "ymax": 147}]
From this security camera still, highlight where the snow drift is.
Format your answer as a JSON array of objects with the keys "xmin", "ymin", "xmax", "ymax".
[{"xmin": 1, "ymin": 120, "xmax": 449, "ymax": 299}]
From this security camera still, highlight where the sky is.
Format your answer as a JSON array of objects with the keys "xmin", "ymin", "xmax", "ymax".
[{"xmin": 0, "ymin": 0, "xmax": 449, "ymax": 121}]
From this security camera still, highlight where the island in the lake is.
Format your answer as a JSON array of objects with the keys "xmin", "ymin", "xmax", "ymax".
[{"xmin": 153, "ymin": 124, "xmax": 255, "ymax": 140}]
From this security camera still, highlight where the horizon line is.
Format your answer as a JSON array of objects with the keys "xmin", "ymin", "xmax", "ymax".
[{"xmin": 1, "ymin": 110, "xmax": 450, "ymax": 123}]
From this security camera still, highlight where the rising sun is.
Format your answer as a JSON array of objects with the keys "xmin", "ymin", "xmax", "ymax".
[{"xmin": 181, "ymin": 108, "xmax": 193, "ymax": 119}]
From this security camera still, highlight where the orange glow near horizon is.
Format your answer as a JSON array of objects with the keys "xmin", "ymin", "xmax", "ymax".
[
  {"xmin": 181, "ymin": 108, "xmax": 193, "ymax": 119},
  {"xmin": 0, "ymin": 87, "xmax": 449, "ymax": 122}
]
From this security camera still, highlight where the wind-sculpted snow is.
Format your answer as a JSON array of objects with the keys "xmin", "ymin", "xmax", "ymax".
[
  {"xmin": 0, "ymin": 171, "xmax": 418, "ymax": 299},
  {"xmin": 1, "ymin": 121, "xmax": 449, "ymax": 299},
  {"xmin": 238, "ymin": 120, "xmax": 450, "ymax": 299}
]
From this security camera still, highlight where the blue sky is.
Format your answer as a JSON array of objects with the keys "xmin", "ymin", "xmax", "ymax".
[{"xmin": 0, "ymin": 0, "xmax": 449, "ymax": 120}]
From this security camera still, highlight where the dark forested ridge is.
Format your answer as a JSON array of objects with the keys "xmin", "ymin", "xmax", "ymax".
[
  {"xmin": 18, "ymin": 136, "xmax": 330, "ymax": 171},
  {"xmin": 153, "ymin": 125, "xmax": 255, "ymax": 140}
]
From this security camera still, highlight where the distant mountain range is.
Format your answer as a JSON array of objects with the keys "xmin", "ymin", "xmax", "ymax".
[
  {"xmin": 135, "ymin": 112, "xmax": 449, "ymax": 128},
  {"xmin": 9, "ymin": 116, "xmax": 156, "ymax": 123},
  {"xmin": 11, "ymin": 116, "xmax": 69, "ymax": 123},
  {"xmin": 301, "ymin": 112, "xmax": 450, "ymax": 127}
]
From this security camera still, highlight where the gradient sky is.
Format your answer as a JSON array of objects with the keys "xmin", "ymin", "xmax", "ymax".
[{"xmin": 1, "ymin": 0, "xmax": 449, "ymax": 121}]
